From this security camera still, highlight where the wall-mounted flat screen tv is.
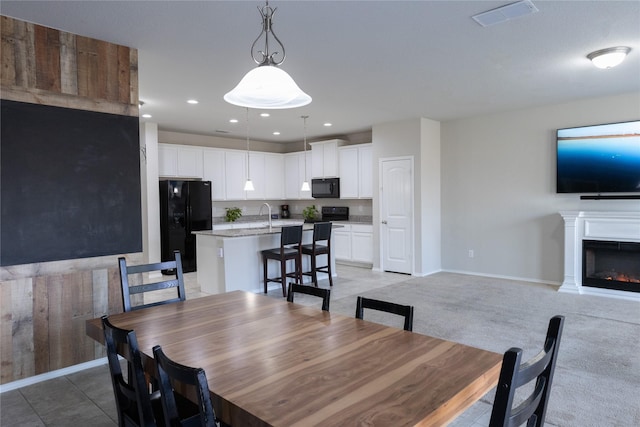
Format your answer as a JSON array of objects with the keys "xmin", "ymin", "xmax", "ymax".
[{"xmin": 556, "ymin": 120, "xmax": 640, "ymax": 194}]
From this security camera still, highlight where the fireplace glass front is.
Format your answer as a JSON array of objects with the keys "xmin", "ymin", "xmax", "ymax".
[{"xmin": 582, "ymin": 240, "xmax": 640, "ymax": 293}]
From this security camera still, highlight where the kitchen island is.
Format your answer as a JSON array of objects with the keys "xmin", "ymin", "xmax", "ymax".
[{"xmin": 193, "ymin": 222, "xmax": 337, "ymax": 294}]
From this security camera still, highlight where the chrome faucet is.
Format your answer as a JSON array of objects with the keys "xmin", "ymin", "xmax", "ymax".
[{"xmin": 259, "ymin": 203, "xmax": 272, "ymax": 230}]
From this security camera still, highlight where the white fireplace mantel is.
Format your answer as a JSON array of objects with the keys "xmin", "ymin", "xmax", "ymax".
[{"xmin": 559, "ymin": 211, "xmax": 640, "ymax": 301}]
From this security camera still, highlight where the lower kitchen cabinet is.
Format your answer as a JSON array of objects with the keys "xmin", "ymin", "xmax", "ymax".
[
  {"xmin": 333, "ymin": 225, "xmax": 352, "ymax": 261},
  {"xmin": 334, "ymin": 223, "xmax": 373, "ymax": 265},
  {"xmin": 351, "ymin": 225, "xmax": 373, "ymax": 263}
]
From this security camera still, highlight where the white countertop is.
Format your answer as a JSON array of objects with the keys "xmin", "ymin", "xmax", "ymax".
[
  {"xmin": 193, "ymin": 224, "xmax": 309, "ymax": 238},
  {"xmin": 193, "ymin": 221, "xmax": 345, "ymax": 238}
]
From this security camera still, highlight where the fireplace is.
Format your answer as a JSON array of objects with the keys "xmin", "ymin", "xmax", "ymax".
[
  {"xmin": 582, "ymin": 240, "xmax": 640, "ymax": 293},
  {"xmin": 560, "ymin": 211, "xmax": 640, "ymax": 301}
]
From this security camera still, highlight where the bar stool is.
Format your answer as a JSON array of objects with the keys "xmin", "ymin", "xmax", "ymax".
[
  {"xmin": 262, "ymin": 225, "xmax": 303, "ymax": 297},
  {"xmin": 301, "ymin": 222, "xmax": 333, "ymax": 287}
]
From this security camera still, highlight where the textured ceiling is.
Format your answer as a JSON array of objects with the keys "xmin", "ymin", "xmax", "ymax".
[{"xmin": 2, "ymin": 0, "xmax": 639, "ymax": 144}]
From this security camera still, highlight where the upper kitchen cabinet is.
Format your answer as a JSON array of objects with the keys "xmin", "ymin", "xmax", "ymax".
[
  {"xmin": 158, "ymin": 143, "xmax": 203, "ymax": 179},
  {"xmin": 264, "ymin": 153, "xmax": 285, "ymax": 200},
  {"xmin": 246, "ymin": 152, "xmax": 266, "ymax": 200},
  {"xmin": 284, "ymin": 151, "xmax": 313, "ymax": 200},
  {"xmin": 224, "ymin": 149, "xmax": 248, "ymax": 200},
  {"xmin": 203, "ymin": 148, "xmax": 285, "ymax": 201},
  {"xmin": 310, "ymin": 139, "xmax": 345, "ymax": 178},
  {"xmin": 202, "ymin": 148, "xmax": 226, "ymax": 201},
  {"xmin": 339, "ymin": 143, "xmax": 373, "ymax": 199}
]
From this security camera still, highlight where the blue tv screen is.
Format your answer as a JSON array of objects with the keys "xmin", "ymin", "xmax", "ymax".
[{"xmin": 556, "ymin": 120, "xmax": 640, "ymax": 193}]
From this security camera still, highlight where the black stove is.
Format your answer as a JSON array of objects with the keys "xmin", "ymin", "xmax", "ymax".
[{"xmin": 321, "ymin": 206, "xmax": 349, "ymax": 222}]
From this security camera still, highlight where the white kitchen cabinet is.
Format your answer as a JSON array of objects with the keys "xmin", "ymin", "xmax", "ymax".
[
  {"xmin": 224, "ymin": 150, "xmax": 247, "ymax": 200},
  {"xmin": 338, "ymin": 146, "xmax": 359, "ymax": 198},
  {"xmin": 351, "ymin": 224, "xmax": 373, "ymax": 263},
  {"xmin": 334, "ymin": 223, "xmax": 373, "ymax": 264},
  {"xmin": 202, "ymin": 148, "xmax": 226, "ymax": 201},
  {"xmin": 310, "ymin": 139, "xmax": 345, "ymax": 178},
  {"xmin": 264, "ymin": 153, "xmax": 285, "ymax": 200},
  {"xmin": 333, "ymin": 224, "xmax": 352, "ymax": 261},
  {"xmin": 284, "ymin": 151, "xmax": 312, "ymax": 200},
  {"xmin": 158, "ymin": 144, "xmax": 178, "ymax": 176},
  {"xmin": 246, "ymin": 152, "xmax": 265, "ymax": 200},
  {"xmin": 358, "ymin": 144, "xmax": 373, "ymax": 198},
  {"xmin": 338, "ymin": 144, "xmax": 372, "ymax": 199},
  {"xmin": 158, "ymin": 143, "xmax": 203, "ymax": 178}
]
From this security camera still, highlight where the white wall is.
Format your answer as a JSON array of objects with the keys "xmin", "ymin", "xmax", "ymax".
[
  {"xmin": 441, "ymin": 92, "xmax": 640, "ymax": 284},
  {"xmin": 140, "ymin": 122, "xmax": 161, "ymax": 264},
  {"xmin": 420, "ymin": 118, "xmax": 441, "ymax": 275},
  {"xmin": 372, "ymin": 118, "xmax": 441, "ymax": 276}
]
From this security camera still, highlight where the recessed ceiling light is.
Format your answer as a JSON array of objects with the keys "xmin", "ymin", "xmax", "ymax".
[
  {"xmin": 142, "ymin": 114, "xmax": 152, "ymax": 118},
  {"xmin": 187, "ymin": 99, "xmax": 199, "ymax": 104},
  {"xmin": 273, "ymin": 131, "xmax": 281, "ymax": 135},
  {"xmin": 260, "ymin": 113, "xmax": 270, "ymax": 117},
  {"xmin": 229, "ymin": 119, "xmax": 239, "ymax": 123},
  {"xmin": 323, "ymin": 123, "xmax": 332, "ymax": 127}
]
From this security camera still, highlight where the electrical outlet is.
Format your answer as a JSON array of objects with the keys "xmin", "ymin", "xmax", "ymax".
[{"xmin": 468, "ymin": 250, "xmax": 475, "ymax": 258}]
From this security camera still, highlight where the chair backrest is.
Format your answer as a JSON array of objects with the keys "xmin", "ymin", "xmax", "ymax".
[
  {"xmin": 119, "ymin": 250, "xmax": 186, "ymax": 312},
  {"xmin": 355, "ymin": 296, "xmax": 414, "ymax": 331},
  {"xmin": 489, "ymin": 315, "xmax": 565, "ymax": 427},
  {"xmin": 152, "ymin": 345, "xmax": 217, "ymax": 427},
  {"xmin": 287, "ymin": 282, "xmax": 331, "ymax": 311},
  {"xmin": 281, "ymin": 225, "xmax": 303, "ymax": 247},
  {"xmin": 102, "ymin": 315, "xmax": 157, "ymax": 427},
  {"xmin": 312, "ymin": 222, "xmax": 332, "ymax": 243}
]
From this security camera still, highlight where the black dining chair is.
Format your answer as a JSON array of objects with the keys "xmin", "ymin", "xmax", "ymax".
[
  {"xmin": 262, "ymin": 225, "xmax": 303, "ymax": 297},
  {"xmin": 287, "ymin": 282, "xmax": 331, "ymax": 311},
  {"xmin": 119, "ymin": 250, "xmax": 186, "ymax": 312},
  {"xmin": 489, "ymin": 315, "xmax": 565, "ymax": 427},
  {"xmin": 102, "ymin": 315, "xmax": 162, "ymax": 427},
  {"xmin": 152, "ymin": 345, "xmax": 223, "ymax": 427},
  {"xmin": 300, "ymin": 222, "xmax": 333, "ymax": 287},
  {"xmin": 355, "ymin": 296, "xmax": 414, "ymax": 331}
]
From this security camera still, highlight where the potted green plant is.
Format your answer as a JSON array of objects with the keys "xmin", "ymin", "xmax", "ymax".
[
  {"xmin": 225, "ymin": 207, "xmax": 242, "ymax": 222},
  {"xmin": 302, "ymin": 205, "xmax": 319, "ymax": 223}
]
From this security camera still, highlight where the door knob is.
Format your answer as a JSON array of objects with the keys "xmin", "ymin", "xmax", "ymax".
[{"xmin": 381, "ymin": 220, "xmax": 388, "ymax": 224}]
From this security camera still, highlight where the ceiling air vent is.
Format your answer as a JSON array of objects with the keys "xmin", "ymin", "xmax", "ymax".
[{"xmin": 472, "ymin": 0, "xmax": 538, "ymax": 27}]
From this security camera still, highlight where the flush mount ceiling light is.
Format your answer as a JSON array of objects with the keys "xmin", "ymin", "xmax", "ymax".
[
  {"xmin": 587, "ymin": 47, "xmax": 631, "ymax": 69},
  {"xmin": 224, "ymin": 1, "xmax": 311, "ymax": 109}
]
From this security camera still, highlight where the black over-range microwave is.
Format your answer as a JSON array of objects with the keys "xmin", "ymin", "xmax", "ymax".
[{"xmin": 311, "ymin": 178, "xmax": 340, "ymax": 198}]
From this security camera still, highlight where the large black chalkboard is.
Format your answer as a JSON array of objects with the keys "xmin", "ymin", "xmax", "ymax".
[{"xmin": 1, "ymin": 100, "xmax": 142, "ymax": 266}]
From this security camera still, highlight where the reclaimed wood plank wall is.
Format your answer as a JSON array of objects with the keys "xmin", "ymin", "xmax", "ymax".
[
  {"xmin": 0, "ymin": 15, "xmax": 141, "ymax": 384},
  {"xmin": 1, "ymin": 15, "xmax": 138, "ymax": 115}
]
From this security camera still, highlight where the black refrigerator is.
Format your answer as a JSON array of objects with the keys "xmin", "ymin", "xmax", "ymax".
[{"xmin": 159, "ymin": 180, "xmax": 212, "ymax": 273}]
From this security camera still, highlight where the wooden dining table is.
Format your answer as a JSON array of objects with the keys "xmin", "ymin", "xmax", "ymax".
[{"xmin": 86, "ymin": 290, "xmax": 502, "ymax": 427}]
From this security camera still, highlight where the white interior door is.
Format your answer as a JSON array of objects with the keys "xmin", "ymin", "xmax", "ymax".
[{"xmin": 380, "ymin": 158, "xmax": 413, "ymax": 274}]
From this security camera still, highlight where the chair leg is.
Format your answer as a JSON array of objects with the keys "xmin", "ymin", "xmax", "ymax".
[
  {"xmin": 327, "ymin": 251, "xmax": 333, "ymax": 287},
  {"xmin": 280, "ymin": 258, "xmax": 287, "ymax": 297},
  {"xmin": 263, "ymin": 255, "xmax": 268, "ymax": 294},
  {"xmin": 311, "ymin": 254, "xmax": 318, "ymax": 287}
]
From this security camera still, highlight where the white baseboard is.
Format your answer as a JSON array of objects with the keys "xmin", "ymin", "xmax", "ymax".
[
  {"xmin": 0, "ymin": 357, "xmax": 108, "ymax": 394},
  {"xmin": 441, "ymin": 269, "xmax": 561, "ymax": 287}
]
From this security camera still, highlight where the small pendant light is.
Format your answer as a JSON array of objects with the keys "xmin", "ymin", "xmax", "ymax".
[
  {"xmin": 243, "ymin": 107, "xmax": 255, "ymax": 191},
  {"xmin": 300, "ymin": 115, "xmax": 310, "ymax": 192}
]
